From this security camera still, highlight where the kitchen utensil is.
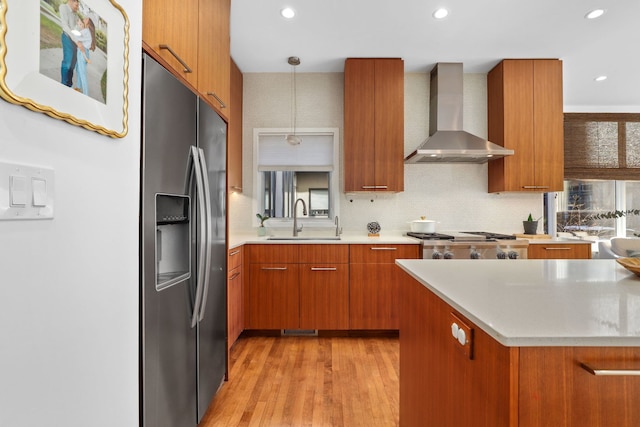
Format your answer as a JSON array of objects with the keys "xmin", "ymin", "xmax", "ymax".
[
  {"xmin": 409, "ymin": 219, "xmax": 437, "ymax": 233},
  {"xmin": 616, "ymin": 257, "xmax": 640, "ymax": 277}
]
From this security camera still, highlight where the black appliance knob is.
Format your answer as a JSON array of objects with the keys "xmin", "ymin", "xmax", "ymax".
[{"xmin": 444, "ymin": 251, "xmax": 454, "ymax": 259}]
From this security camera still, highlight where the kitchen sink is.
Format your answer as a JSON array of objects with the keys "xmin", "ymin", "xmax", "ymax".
[{"xmin": 266, "ymin": 236, "xmax": 341, "ymax": 241}]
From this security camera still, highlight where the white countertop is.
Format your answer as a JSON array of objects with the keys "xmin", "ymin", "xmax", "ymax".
[
  {"xmin": 396, "ymin": 259, "xmax": 640, "ymax": 347},
  {"xmin": 526, "ymin": 238, "xmax": 593, "ymax": 245},
  {"xmin": 229, "ymin": 231, "xmax": 421, "ymax": 249}
]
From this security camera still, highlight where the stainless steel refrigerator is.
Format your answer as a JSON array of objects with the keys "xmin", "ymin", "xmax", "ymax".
[{"xmin": 140, "ymin": 53, "xmax": 227, "ymax": 427}]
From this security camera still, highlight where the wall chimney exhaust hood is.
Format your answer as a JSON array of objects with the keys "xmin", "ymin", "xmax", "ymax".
[{"xmin": 404, "ymin": 63, "xmax": 514, "ymax": 164}]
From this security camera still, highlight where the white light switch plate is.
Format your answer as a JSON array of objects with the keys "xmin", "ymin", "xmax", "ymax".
[{"xmin": 0, "ymin": 160, "xmax": 55, "ymax": 220}]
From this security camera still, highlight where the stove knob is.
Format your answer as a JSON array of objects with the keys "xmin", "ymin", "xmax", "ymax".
[
  {"xmin": 444, "ymin": 251, "xmax": 454, "ymax": 259},
  {"xmin": 432, "ymin": 250, "xmax": 442, "ymax": 260},
  {"xmin": 496, "ymin": 250, "xmax": 507, "ymax": 259},
  {"xmin": 470, "ymin": 250, "xmax": 481, "ymax": 259},
  {"xmin": 508, "ymin": 250, "xmax": 519, "ymax": 259}
]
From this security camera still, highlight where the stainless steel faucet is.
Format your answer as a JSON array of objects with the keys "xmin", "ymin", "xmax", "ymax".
[
  {"xmin": 293, "ymin": 198, "xmax": 307, "ymax": 236},
  {"xmin": 334, "ymin": 215, "xmax": 342, "ymax": 236}
]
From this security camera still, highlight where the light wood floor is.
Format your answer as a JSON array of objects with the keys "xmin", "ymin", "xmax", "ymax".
[{"xmin": 200, "ymin": 335, "xmax": 399, "ymax": 427}]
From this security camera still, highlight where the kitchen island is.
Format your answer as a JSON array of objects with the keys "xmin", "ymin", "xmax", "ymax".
[{"xmin": 396, "ymin": 259, "xmax": 640, "ymax": 426}]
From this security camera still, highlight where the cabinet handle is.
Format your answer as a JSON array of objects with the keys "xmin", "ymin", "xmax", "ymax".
[
  {"xmin": 229, "ymin": 272, "xmax": 240, "ymax": 280},
  {"xmin": 229, "ymin": 250, "xmax": 240, "ymax": 256},
  {"xmin": 310, "ymin": 267, "xmax": 337, "ymax": 271},
  {"xmin": 207, "ymin": 92, "xmax": 227, "ymax": 109},
  {"xmin": 361, "ymin": 185, "xmax": 388, "ymax": 189},
  {"xmin": 543, "ymin": 247, "xmax": 572, "ymax": 250},
  {"xmin": 370, "ymin": 247, "xmax": 397, "ymax": 251},
  {"xmin": 261, "ymin": 267, "xmax": 287, "ymax": 271},
  {"xmin": 580, "ymin": 363, "xmax": 640, "ymax": 376},
  {"xmin": 159, "ymin": 44, "xmax": 193, "ymax": 73},
  {"xmin": 230, "ymin": 186, "xmax": 243, "ymax": 192},
  {"xmin": 522, "ymin": 185, "xmax": 550, "ymax": 189}
]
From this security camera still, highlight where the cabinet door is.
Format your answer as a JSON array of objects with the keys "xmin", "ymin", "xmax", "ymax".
[
  {"xmin": 143, "ymin": 0, "xmax": 199, "ymax": 87},
  {"xmin": 533, "ymin": 60, "xmax": 564, "ymax": 191},
  {"xmin": 227, "ymin": 266, "xmax": 243, "ymax": 349},
  {"xmin": 528, "ymin": 243, "xmax": 592, "ymax": 259},
  {"xmin": 344, "ymin": 59, "xmax": 376, "ymax": 191},
  {"xmin": 299, "ymin": 264, "xmax": 349, "ymax": 329},
  {"xmin": 350, "ymin": 263, "xmax": 400, "ymax": 329},
  {"xmin": 374, "ymin": 59, "xmax": 404, "ymax": 192},
  {"xmin": 228, "ymin": 59, "xmax": 243, "ymax": 193},
  {"xmin": 198, "ymin": 0, "xmax": 230, "ymax": 120},
  {"xmin": 248, "ymin": 264, "xmax": 299, "ymax": 329}
]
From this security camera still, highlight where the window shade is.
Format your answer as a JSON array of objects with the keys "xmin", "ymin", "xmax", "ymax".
[
  {"xmin": 564, "ymin": 113, "xmax": 640, "ymax": 180},
  {"xmin": 258, "ymin": 134, "xmax": 334, "ymax": 171}
]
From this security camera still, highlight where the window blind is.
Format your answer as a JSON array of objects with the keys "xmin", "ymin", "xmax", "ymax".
[
  {"xmin": 257, "ymin": 134, "xmax": 334, "ymax": 171},
  {"xmin": 564, "ymin": 113, "xmax": 640, "ymax": 180}
]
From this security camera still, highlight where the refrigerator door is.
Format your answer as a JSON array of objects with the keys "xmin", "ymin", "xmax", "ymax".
[
  {"xmin": 196, "ymin": 98, "xmax": 228, "ymax": 420},
  {"xmin": 141, "ymin": 54, "xmax": 198, "ymax": 427}
]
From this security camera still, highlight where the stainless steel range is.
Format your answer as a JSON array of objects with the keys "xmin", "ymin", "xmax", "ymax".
[{"xmin": 407, "ymin": 231, "xmax": 529, "ymax": 260}]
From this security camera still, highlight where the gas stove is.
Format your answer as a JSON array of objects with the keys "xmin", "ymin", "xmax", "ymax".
[{"xmin": 407, "ymin": 231, "xmax": 528, "ymax": 260}]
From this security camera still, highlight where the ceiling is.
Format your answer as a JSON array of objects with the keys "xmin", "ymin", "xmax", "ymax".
[{"xmin": 230, "ymin": 0, "xmax": 640, "ymax": 112}]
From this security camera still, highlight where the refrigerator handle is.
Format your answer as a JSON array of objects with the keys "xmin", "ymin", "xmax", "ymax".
[
  {"xmin": 196, "ymin": 147, "xmax": 213, "ymax": 322},
  {"xmin": 189, "ymin": 146, "xmax": 207, "ymax": 328}
]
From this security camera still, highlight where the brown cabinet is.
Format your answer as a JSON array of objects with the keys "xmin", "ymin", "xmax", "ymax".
[
  {"xmin": 198, "ymin": 0, "xmax": 230, "ymax": 119},
  {"xmin": 143, "ymin": 0, "xmax": 199, "ymax": 87},
  {"xmin": 528, "ymin": 242, "xmax": 592, "ymax": 259},
  {"xmin": 227, "ymin": 247, "xmax": 243, "ymax": 350},
  {"xmin": 228, "ymin": 59, "xmax": 243, "ymax": 193},
  {"xmin": 349, "ymin": 244, "xmax": 420, "ymax": 329},
  {"xmin": 488, "ymin": 59, "xmax": 564, "ymax": 193},
  {"xmin": 399, "ymin": 272, "xmax": 640, "ymax": 426},
  {"xmin": 143, "ymin": 0, "xmax": 230, "ymax": 120},
  {"xmin": 344, "ymin": 58, "xmax": 404, "ymax": 193},
  {"xmin": 299, "ymin": 245, "xmax": 350, "ymax": 330},
  {"xmin": 246, "ymin": 245, "xmax": 299, "ymax": 329}
]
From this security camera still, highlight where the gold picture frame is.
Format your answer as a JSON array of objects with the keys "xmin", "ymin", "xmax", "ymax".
[{"xmin": 0, "ymin": 0, "xmax": 129, "ymax": 138}]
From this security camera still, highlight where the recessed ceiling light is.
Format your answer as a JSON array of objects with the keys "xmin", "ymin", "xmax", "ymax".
[
  {"xmin": 594, "ymin": 76, "xmax": 607, "ymax": 82},
  {"xmin": 585, "ymin": 9, "xmax": 605, "ymax": 19},
  {"xmin": 281, "ymin": 7, "xmax": 296, "ymax": 19},
  {"xmin": 433, "ymin": 8, "xmax": 449, "ymax": 19}
]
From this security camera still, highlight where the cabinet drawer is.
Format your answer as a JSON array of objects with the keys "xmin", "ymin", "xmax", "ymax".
[
  {"xmin": 350, "ymin": 244, "xmax": 420, "ymax": 263},
  {"xmin": 528, "ymin": 243, "xmax": 592, "ymax": 259},
  {"xmin": 299, "ymin": 244, "xmax": 349, "ymax": 263},
  {"xmin": 247, "ymin": 244, "xmax": 299, "ymax": 263},
  {"xmin": 228, "ymin": 246, "xmax": 243, "ymax": 270}
]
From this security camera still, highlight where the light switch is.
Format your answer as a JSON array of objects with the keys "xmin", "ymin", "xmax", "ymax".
[
  {"xmin": 32, "ymin": 178, "xmax": 47, "ymax": 207},
  {"xmin": 10, "ymin": 175, "xmax": 27, "ymax": 206}
]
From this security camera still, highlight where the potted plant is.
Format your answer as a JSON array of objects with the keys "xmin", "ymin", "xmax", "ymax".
[
  {"xmin": 523, "ymin": 213, "xmax": 539, "ymax": 235},
  {"xmin": 256, "ymin": 213, "xmax": 269, "ymax": 236}
]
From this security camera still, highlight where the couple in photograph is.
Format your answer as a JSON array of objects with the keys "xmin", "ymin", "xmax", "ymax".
[{"xmin": 59, "ymin": 0, "xmax": 96, "ymax": 95}]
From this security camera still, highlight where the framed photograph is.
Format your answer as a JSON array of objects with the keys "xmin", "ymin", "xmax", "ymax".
[{"xmin": 0, "ymin": 0, "xmax": 130, "ymax": 138}]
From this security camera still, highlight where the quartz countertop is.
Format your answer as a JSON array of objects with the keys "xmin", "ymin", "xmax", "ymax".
[
  {"xmin": 526, "ymin": 238, "xmax": 594, "ymax": 245},
  {"xmin": 229, "ymin": 231, "xmax": 421, "ymax": 249},
  {"xmin": 396, "ymin": 259, "xmax": 640, "ymax": 347}
]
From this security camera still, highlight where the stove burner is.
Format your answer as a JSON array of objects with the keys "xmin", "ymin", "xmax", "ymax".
[
  {"xmin": 407, "ymin": 232, "xmax": 455, "ymax": 240},
  {"xmin": 461, "ymin": 231, "xmax": 516, "ymax": 240}
]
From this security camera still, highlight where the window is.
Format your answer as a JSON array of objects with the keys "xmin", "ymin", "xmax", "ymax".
[
  {"xmin": 554, "ymin": 114, "xmax": 640, "ymax": 238},
  {"xmin": 253, "ymin": 128, "xmax": 340, "ymax": 225}
]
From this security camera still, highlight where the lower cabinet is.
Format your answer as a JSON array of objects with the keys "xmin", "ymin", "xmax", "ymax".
[
  {"xmin": 349, "ymin": 244, "xmax": 420, "ymax": 329},
  {"xmin": 528, "ymin": 242, "xmax": 592, "ymax": 259},
  {"xmin": 399, "ymin": 271, "xmax": 640, "ymax": 426},
  {"xmin": 227, "ymin": 247, "xmax": 244, "ymax": 349}
]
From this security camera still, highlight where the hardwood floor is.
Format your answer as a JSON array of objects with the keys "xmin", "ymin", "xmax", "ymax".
[{"xmin": 200, "ymin": 335, "xmax": 399, "ymax": 426}]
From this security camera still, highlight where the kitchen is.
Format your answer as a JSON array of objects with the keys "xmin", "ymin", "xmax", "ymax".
[{"xmin": 1, "ymin": 1, "xmax": 639, "ymax": 427}]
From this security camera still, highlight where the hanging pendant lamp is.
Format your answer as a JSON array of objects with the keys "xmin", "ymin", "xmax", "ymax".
[{"xmin": 285, "ymin": 56, "xmax": 302, "ymax": 145}]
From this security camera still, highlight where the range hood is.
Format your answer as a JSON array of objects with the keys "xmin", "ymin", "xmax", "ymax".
[{"xmin": 404, "ymin": 63, "xmax": 514, "ymax": 164}]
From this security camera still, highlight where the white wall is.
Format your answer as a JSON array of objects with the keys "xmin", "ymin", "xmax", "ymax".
[
  {"xmin": 0, "ymin": 1, "xmax": 141, "ymax": 426},
  {"xmin": 230, "ymin": 71, "xmax": 541, "ymax": 235}
]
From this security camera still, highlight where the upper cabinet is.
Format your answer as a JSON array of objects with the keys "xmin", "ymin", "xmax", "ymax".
[
  {"xmin": 143, "ymin": 0, "xmax": 199, "ymax": 87},
  {"xmin": 344, "ymin": 58, "xmax": 404, "ymax": 193},
  {"xmin": 198, "ymin": 0, "xmax": 230, "ymax": 119},
  {"xmin": 228, "ymin": 59, "xmax": 243, "ymax": 193},
  {"xmin": 487, "ymin": 59, "xmax": 564, "ymax": 193},
  {"xmin": 143, "ymin": 0, "xmax": 230, "ymax": 121}
]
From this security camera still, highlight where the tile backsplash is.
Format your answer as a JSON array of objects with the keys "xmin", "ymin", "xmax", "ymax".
[{"xmin": 230, "ymin": 71, "xmax": 541, "ymax": 236}]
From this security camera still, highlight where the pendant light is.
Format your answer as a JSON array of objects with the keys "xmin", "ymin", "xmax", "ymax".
[{"xmin": 285, "ymin": 56, "xmax": 302, "ymax": 145}]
